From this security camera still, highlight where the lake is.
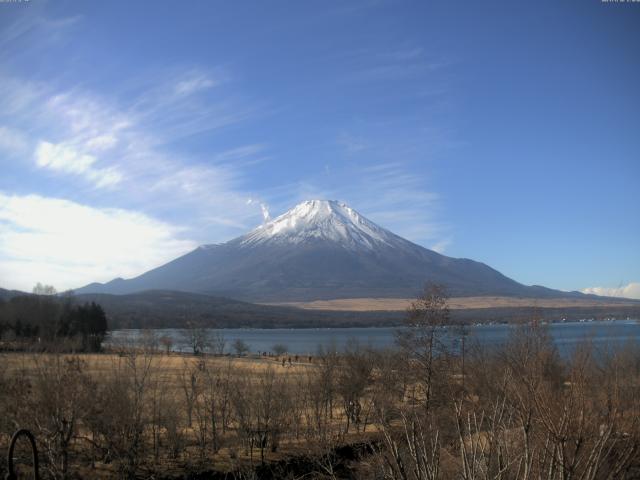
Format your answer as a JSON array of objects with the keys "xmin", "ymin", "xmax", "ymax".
[{"xmin": 106, "ymin": 319, "xmax": 640, "ymax": 356}]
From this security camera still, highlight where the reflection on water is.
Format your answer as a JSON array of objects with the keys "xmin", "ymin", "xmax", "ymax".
[{"xmin": 106, "ymin": 320, "xmax": 640, "ymax": 356}]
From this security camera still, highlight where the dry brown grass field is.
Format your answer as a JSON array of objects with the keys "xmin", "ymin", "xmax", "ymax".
[
  {"xmin": 0, "ymin": 349, "xmax": 379, "ymax": 479},
  {"xmin": 267, "ymin": 295, "xmax": 639, "ymax": 311},
  {"xmin": 3, "ymin": 313, "xmax": 640, "ymax": 479},
  {"xmin": 1, "ymin": 351, "xmax": 312, "ymax": 379}
]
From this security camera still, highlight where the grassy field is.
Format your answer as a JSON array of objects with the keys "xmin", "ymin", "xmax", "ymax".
[
  {"xmin": 1, "ymin": 350, "xmax": 313, "ymax": 378},
  {"xmin": 266, "ymin": 295, "xmax": 640, "ymax": 311},
  {"xmin": 0, "ymin": 349, "xmax": 374, "ymax": 478},
  {"xmin": 4, "ymin": 324, "xmax": 640, "ymax": 479}
]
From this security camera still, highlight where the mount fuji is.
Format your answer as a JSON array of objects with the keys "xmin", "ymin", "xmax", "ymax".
[{"xmin": 76, "ymin": 200, "xmax": 582, "ymax": 302}]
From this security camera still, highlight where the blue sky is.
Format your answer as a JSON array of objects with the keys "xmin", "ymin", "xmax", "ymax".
[{"xmin": 0, "ymin": 0, "xmax": 638, "ymax": 297}]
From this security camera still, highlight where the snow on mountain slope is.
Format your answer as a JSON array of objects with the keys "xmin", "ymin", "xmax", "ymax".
[
  {"xmin": 239, "ymin": 200, "xmax": 397, "ymax": 250},
  {"xmin": 75, "ymin": 199, "xmax": 589, "ymax": 302}
]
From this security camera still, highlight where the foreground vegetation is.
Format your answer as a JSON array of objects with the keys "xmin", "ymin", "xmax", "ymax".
[
  {"xmin": 0, "ymin": 289, "xmax": 108, "ymax": 352},
  {"xmin": 2, "ymin": 286, "xmax": 640, "ymax": 479}
]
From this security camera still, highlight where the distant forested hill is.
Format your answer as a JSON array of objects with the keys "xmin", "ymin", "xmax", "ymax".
[
  {"xmin": 75, "ymin": 290, "xmax": 402, "ymax": 329},
  {"xmin": 75, "ymin": 289, "xmax": 640, "ymax": 329}
]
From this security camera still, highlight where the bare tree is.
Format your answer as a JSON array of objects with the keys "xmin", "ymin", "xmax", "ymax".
[
  {"xmin": 84, "ymin": 350, "xmax": 156, "ymax": 479},
  {"xmin": 27, "ymin": 354, "xmax": 92, "ymax": 479},
  {"xmin": 182, "ymin": 322, "xmax": 211, "ymax": 355},
  {"xmin": 233, "ymin": 338, "xmax": 250, "ymax": 356},
  {"xmin": 272, "ymin": 343, "xmax": 288, "ymax": 356},
  {"xmin": 179, "ymin": 359, "xmax": 201, "ymax": 428},
  {"xmin": 33, "ymin": 283, "xmax": 57, "ymax": 295},
  {"xmin": 159, "ymin": 335, "xmax": 173, "ymax": 354},
  {"xmin": 336, "ymin": 341, "xmax": 373, "ymax": 433},
  {"xmin": 140, "ymin": 329, "xmax": 159, "ymax": 353},
  {"xmin": 211, "ymin": 330, "xmax": 226, "ymax": 355},
  {"xmin": 201, "ymin": 359, "xmax": 231, "ymax": 453},
  {"xmin": 161, "ymin": 395, "xmax": 186, "ymax": 460},
  {"xmin": 396, "ymin": 282, "xmax": 451, "ymax": 412},
  {"xmin": 231, "ymin": 367, "xmax": 291, "ymax": 465}
]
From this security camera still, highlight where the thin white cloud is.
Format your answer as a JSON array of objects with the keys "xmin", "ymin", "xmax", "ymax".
[
  {"xmin": 175, "ymin": 72, "xmax": 218, "ymax": 96},
  {"xmin": 386, "ymin": 47, "xmax": 424, "ymax": 61},
  {"xmin": 46, "ymin": 91, "xmax": 132, "ymax": 138},
  {"xmin": 337, "ymin": 132, "xmax": 369, "ymax": 154},
  {"xmin": 0, "ymin": 6, "xmax": 81, "ymax": 58},
  {"xmin": 0, "ymin": 70, "xmax": 266, "ymax": 240},
  {"xmin": 582, "ymin": 283, "xmax": 640, "ymax": 300},
  {"xmin": 260, "ymin": 203, "xmax": 271, "ymax": 222},
  {"xmin": 260, "ymin": 161, "xmax": 447, "ymax": 251},
  {"xmin": 85, "ymin": 134, "xmax": 118, "ymax": 152},
  {"xmin": 35, "ymin": 141, "xmax": 123, "ymax": 188},
  {"xmin": 346, "ymin": 162, "xmax": 445, "ymax": 246},
  {"xmin": 246, "ymin": 198, "xmax": 272, "ymax": 225},
  {"xmin": 213, "ymin": 144, "xmax": 267, "ymax": 164},
  {"xmin": 430, "ymin": 239, "xmax": 451, "ymax": 254},
  {"xmin": 35, "ymin": 141, "xmax": 94, "ymax": 172},
  {"xmin": 0, "ymin": 77, "xmax": 47, "ymax": 120},
  {"xmin": 0, "ymin": 126, "xmax": 29, "ymax": 156},
  {"xmin": 338, "ymin": 45, "xmax": 451, "ymax": 85},
  {"xmin": 0, "ymin": 193, "xmax": 196, "ymax": 292},
  {"xmin": 0, "ymin": 10, "xmax": 457, "ymax": 292}
]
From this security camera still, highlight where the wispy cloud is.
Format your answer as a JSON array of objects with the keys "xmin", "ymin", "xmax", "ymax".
[
  {"xmin": 259, "ymin": 161, "xmax": 448, "ymax": 251},
  {"xmin": 45, "ymin": 91, "xmax": 132, "ymax": 138},
  {"xmin": 0, "ymin": 192, "xmax": 196, "ymax": 291},
  {"xmin": 430, "ymin": 239, "xmax": 452, "ymax": 254},
  {"xmin": 337, "ymin": 132, "xmax": 369, "ymax": 154},
  {"xmin": 0, "ymin": 6, "xmax": 82, "ymax": 64},
  {"xmin": 582, "ymin": 282, "xmax": 640, "ymax": 300},
  {"xmin": 384, "ymin": 47, "xmax": 424, "ymax": 61},
  {"xmin": 338, "ymin": 45, "xmax": 451, "ymax": 85},
  {"xmin": 35, "ymin": 141, "xmax": 123, "ymax": 188},
  {"xmin": 0, "ymin": 77, "xmax": 48, "ymax": 121},
  {"xmin": 0, "ymin": 5, "xmax": 456, "ymax": 291},
  {"xmin": 347, "ymin": 162, "xmax": 446, "ymax": 247},
  {"xmin": 0, "ymin": 67, "xmax": 267, "ymax": 241},
  {"xmin": 0, "ymin": 126, "xmax": 29, "ymax": 156},
  {"xmin": 175, "ymin": 71, "xmax": 219, "ymax": 96}
]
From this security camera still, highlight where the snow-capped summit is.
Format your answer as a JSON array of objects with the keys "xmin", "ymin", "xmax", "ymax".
[
  {"xmin": 240, "ymin": 200, "xmax": 397, "ymax": 250},
  {"xmin": 75, "ymin": 199, "xmax": 581, "ymax": 302}
]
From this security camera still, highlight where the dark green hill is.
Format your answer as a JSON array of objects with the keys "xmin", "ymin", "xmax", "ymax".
[{"xmin": 75, "ymin": 290, "xmax": 401, "ymax": 329}]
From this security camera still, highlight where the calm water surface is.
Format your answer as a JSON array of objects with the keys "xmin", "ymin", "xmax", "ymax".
[{"xmin": 107, "ymin": 320, "xmax": 640, "ymax": 356}]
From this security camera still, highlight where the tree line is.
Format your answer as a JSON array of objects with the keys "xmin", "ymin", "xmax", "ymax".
[{"xmin": 0, "ymin": 285, "xmax": 108, "ymax": 352}]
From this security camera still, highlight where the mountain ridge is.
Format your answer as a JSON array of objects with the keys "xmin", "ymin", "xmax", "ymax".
[{"xmin": 74, "ymin": 200, "xmax": 605, "ymax": 302}]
